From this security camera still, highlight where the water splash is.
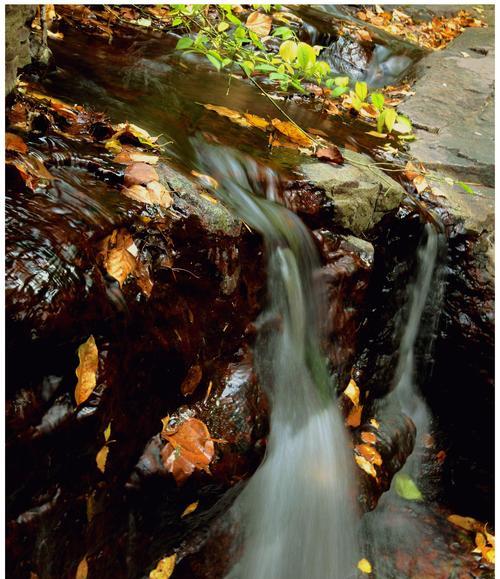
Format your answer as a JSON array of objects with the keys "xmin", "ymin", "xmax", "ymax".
[
  {"xmin": 195, "ymin": 144, "xmax": 359, "ymax": 579},
  {"xmin": 362, "ymin": 220, "xmax": 447, "ymax": 577}
]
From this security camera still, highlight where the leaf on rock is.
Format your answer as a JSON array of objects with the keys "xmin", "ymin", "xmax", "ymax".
[
  {"xmin": 181, "ymin": 365, "xmax": 203, "ymax": 397},
  {"xmin": 361, "ymin": 431, "xmax": 377, "ymax": 444},
  {"xmin": 243, "ymin": 113, "xmax": 269, "ymax": 131},
  {"xmin": 75, "ymin": 336, "xmax": 98, "ymax": 405},
  {"xmin": 355, "ymin": 443, "xmax": 382, "ymax": 466},
  {"xmin": 106, "ymin": 122, "xmax": 159, "ymax": 150},
  {"xmin": 394, "ymin": 473, "xmax": 423, "ymax": 501},
  {"xmin": 358, "ymin": 558, "xmax": 372, "ymax": 574},
  {"xmin": 346, "ymin": 405, "xmax": 362, "ymax": 428},
  {"xmin": 191, "ymin": 170, "xmax": 219, "ymax": 189},
  {"xmin": 96, "ymin": 445, "xmax": 109, "ymax": 473},
  {"xmin": 344, "ymin": 378, "xmax": 360, "ymax": 406},
  {"xmin": 161, "ymin": 417, "xmax": 215, "ymax": 485},
  {"xmin": 271, "ymin": 119, "xmax": 313, "ymax": 147},
  {"xmin": 149, "ymin": 555, "xmax": 176, "ymax": 579},
  {"xmin": 355, "ymin": 454, "xmax": 377, "ymax": 479},
  {"xmin": 6, "ymin": 132, "xmax": 28, "ymax": 153},
  {"xmin": 315, "ymin": 145, "xmax": 344, "ymax": 164},
  {"xmin": 181, "ymin": 500, "xmax": 199, "ymax": 518},
  {"xmin": 447, "ymin": 514, "xmax": 483, "ymax": 532},
  {"xmin": 246, "ymin": 12, "xmax": 272, "ymax": 37},
  {"xmin": 122, "ymin": 182, "xmax": 173, "ymax": 209},
  {"xmin": 124, "ymin": 162, "xmax": 159, "ymax": 187},
  {"xmin": 75, "ymin": 556, "xmax": 88, "ymax": 579},
  {"xmin": 114, "ymin": 145, "xmax": 159, "ymax": 165},
  {"xmin": 370, "ymin": 418, "xmax": 380, "ymax": 429},
  {"xmin": 101, "ymin": 230, "xmax": 137, "ymax": 287}
]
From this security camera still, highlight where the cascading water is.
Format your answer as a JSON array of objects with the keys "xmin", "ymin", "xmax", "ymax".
[
  {"xmin": 362, "ymin": 219, "xmax": 447, "ymax": 576},
  {"xmin": 194, "ymin": 144, "xmax": 359, "ymax": 579}
]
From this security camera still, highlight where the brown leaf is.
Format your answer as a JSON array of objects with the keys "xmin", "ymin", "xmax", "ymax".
[
  {"xmin": 161, "ymin": 418, "xmax": 215, "ymax": 485},
  {"xmin": 122, "ymin": 182, "xmax": 173, "ymax": 209},
  {"xmin": 114, "ymin": 145, "xmax": 159, "ymax": 165},
  {"xmin": 6, "ymin": 132, "xmax": 28, "ymax": 153},
  {"xmin": 243, "ymin": 113, "xmax": 269, "ymax": 131},
  {"xmin": 246, "ymin": 11, "xmax": 272, "ymax": 37},
  {"xmin": 149, "ymin": 555, "xmax": 176, "ymax": 579},
  {"xmin": 356, "ymin": 29, "xmax": 372, "ymax": 42},
  {"xmin": 271, "ymin": 119, "xmax": 313, "ymax": 147},
  {"xmin": 181, "ymin": 365, "xmax": 203, "ymax": 397},
  {"xmin": 75, "ymin": 336, "xmax": 98, "ymax": 405},
  {"xmin": 101, "ymin": 230, "xmax": 137, "ymax": 287},
  {"xmin": 315, "ymin": 145, "xmax": 344, "ymax": 164},
  {"xmin": 124, "ymin": 162, "xmax": 159, "ymax": 186}
]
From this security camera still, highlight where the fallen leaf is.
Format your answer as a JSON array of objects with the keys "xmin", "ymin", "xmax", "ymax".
[
  {"xmin": 315, "ymin": 145, "xmax": 344, "ymax": 164},
  {"xmin": 355, "ymin": 454, "xmax": 377, "ymax": 478},
  {"xmin": 124, "ymin": 162, "xmax": 159, "ymax": 186},
  {"xmin": 96, "ymin": 445, "xmax": 109, "ymax": 473},
  {"xmin": 107, "ymin": 122, "xmax": 159, "ymax": 150},
  {"xmin": 149, "ymin": 554, "xmax": 176, "ymax": 579},
  {"xmin": 346, "ymin": 405, "xmax": 363, "ymax": 428},
  {"xmin": 394, "ymin": 473, "xmax": 423, "ymax": 501},
  {"xmin": 114, "ymin": 145, "xmax": 159, "ymax": 165},
  {"xmin": 181, "ymin": 365, "xmax": 203, "ymax": 396},
  {"xmin": 161, "ymin": 417, "xmax": 215, "ymax": 484},
  {"xmin": 75, "ymin": 336, "xmax": 98, "ymax": 405},
  {"xmin": 181, "ymin": 500, "xmax": 199, "ymax": 518},
  {"xmin": 6, "ymin": 132, "xmax": 28, "ymax": 153},
  {"xmin": 358, "ymin": 558, "xmax": 372, "ymax": 574},
  {"xmin": 191, "ymin": 170, "xmax": 219, "ymax": 189},
  {"xmin": 344, "ymin": 378, "xmax": 360, "ymax": 406},
  {"xmin": 246, "ymin": 11, "xmax": 272, "ymax": 37},
  {"xmin": 104, "ymin": 422, "xmax": 112, "ymax": 442},
  {"xmin": 75, "ymin": 557, "xmax": 88, "ymax": 579},
  {"xmin": 356, "ymin": 29, "xmax": 372, "ymax": 42},
  {"xmin": 355, "ymin": 444, "xmax": 382, "ymax": 466},
  {"xmin": 413, "ymin": 174, "xmax": 429, "ymax": 193},
  {"xmin": 448, "ymin": 514, "xmax": 483, "ymax": 532},
  {"xmin": 271, "ymin": 118, "xmax": 313, "ymax": 147},
  {"xmin": 370, "ymin": 418, "xmax": 380, "ymax": 429},
  {"xmin": 122, "ymin": 182, "xmax": 173, "ymax": 209},
  {"xmin": 361, "ymin": 431, "xmax": 377, "ymax": 444},
  {"xmin": 243, "ymin": 113, "xmax": 269, "ymax": 131},
  {"xmin": 101, "ymin": 230, "xmax": 137, "ymax": 287}
]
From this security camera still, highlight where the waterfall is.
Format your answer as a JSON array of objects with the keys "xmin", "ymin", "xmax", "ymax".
[
  {"xmin": 195, "ymin": 145, "xmax": 359, "ymax": 579},
  {"xmin": 362, "ymin": 220, "xmax": 447, "ymax": 576}
]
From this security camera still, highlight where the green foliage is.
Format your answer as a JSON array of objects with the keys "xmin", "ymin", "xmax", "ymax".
[
  {"xmin": 394, "ymin": 473, "xmax": 423, "ymax": 501},
  {"xmin": 170, "ymin": 5, "xmax": 410, "ymax": 134}
]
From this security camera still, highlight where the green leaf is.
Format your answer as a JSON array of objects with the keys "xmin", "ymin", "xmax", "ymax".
[
  {"xmin": 255, "ymin": 63, "xmax": 277, "ymax": 72},
  {"xmin": 384, "ymin": 108, "xmax": 397, "ymax": 132},
  {"xmin": 296, "ymin": 42, "xmax": 316, "ymax": 71},
  {"xmin": 273, "ymin": 26, "xmax": 294, "ymax": 39},
  {"xmin": 217, "ymin": 21, "xmax": 230, "ymax": 32},
  {"xmin": 313, "ymin": 61, "xmax": 330, "ymax": 77},
  {"xmin": 394, "ymin": 473, "xmax": 423, "ymax": 501},
  {"xmin": 331, "ymin": 86, "xmax": 348, "ymax": 98},
  {"xmin": 240, "ymin": 60, "xmax": 254, "ymax": 76},
  {"xmin": 457, "ymin": 181, "xmax": 475, "ymax": 195},
  {"xmin": 206, "ymin": 54, "xmax": 222, "ymax": 71},
  {"xmin": 355, "ymin": 81, "xmax": 368, "ymax": 102},
  {"xmin": 279, "ymin": 40, "xmax": 298, "ymax": 63},
  {"xmin": 234, "ymin": 26, "xmax": 247, "ymax": 39},
  {"xmin": 226, "ymin": 13, "xmax": 242, "ymax": 26},
  {"xmin": 377, "ymin": 110, "xmax": 386, "ymax": 133},
  {"xmin": 176, "ymin": 37, "xmax": 194, "ymax": 50},
  {"xmin": 395, "ymin": 114, "xmax": 412, "ymax": 133},
  {"xmin": 269, "ymin": 72, "xmax": 290, "ymax": 81},
  {"xmin": 351, "ymin": 93, "xmax": 363, "ymax": 111},
  {"xmin": 334, "ymin": 76, "xmax": 350, "ymax": 87},
  {"xmin": 172, "ymin": 17, "xmax": 183, "ymax": 26},
  {"xmin": 371, "ymin": 92, "xmax": 385, "ymax": 111},
  {"xmin": 221, "ymin": 58, "xmax": 232, "ymax": 68}
]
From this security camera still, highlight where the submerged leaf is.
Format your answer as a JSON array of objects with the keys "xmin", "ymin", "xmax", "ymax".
[
  {"xmin": 75, "ymin": 336, "xmax": 98, "ymax": 405},
  {"xmin": 394, "ymin": 473, "xmax": 423, "ymax": 501}
]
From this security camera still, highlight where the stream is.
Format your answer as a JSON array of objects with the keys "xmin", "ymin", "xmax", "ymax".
[{"xmin": 6, "ymin": 7, "xmax": 494, "ymax": 579}]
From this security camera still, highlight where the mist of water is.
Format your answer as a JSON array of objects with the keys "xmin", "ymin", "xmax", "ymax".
[{"xmin": 195, "ymin": 144, "xmax": 359, "ymax": 579}]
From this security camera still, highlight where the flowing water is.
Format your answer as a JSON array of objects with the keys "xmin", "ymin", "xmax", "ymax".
[
  {"xmin": 193, "ymin": 145, "xmax": 359, "ymax": 579},
  {"xmin": 362, "ymin": 221, "xmax": 448, "ymax": 577}
]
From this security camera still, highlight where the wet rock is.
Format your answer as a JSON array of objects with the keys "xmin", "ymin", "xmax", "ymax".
[
  {"xmin": 295, "ymin": 149, "xmax": 405, "ymax": 235},
  {"xmin": 5, "ymin": 6, "xmax": 37, "ymax": 95}
]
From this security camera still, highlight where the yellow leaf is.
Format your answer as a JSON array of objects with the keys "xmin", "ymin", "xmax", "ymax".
[
  {"xmin": 96, "ymin": 445, "xmax": 109, "ymax": 473},
  {"xmin": 203, "ymin": 103, "xmax": 244, "ymax": 121},
  {"xmin": 358, "ymin": 558, "xmax": 372, "ymax": 574},
  {"xmin": 370, "ymin": 418, "xmax": 380, "ymax": 429},
  {"xmin": 271, "ymin": 118, "xmax": 313, "ymax": 147},
  {"xmin": 181, "ymin": 500, "xmax": 199, "ymax": 518},
  {"xmin": 366, "ymin": 131, "xmax": 387, "ymax": 138},
  {"xmin": 483, "ymin": 547, "xmax": 495, "ymax": 564},
  {"xmin": 476, "ymin": 532, "xmax": 487, "ymax": 549},
  {"xmin": 245, "ymin": 11, "xmax": 272, "ymax": 36},
  {"xmin": 447, "ymin": 514, "xmax": 482, "ymax": 532},
  {"xmin": 102, "ymin": 230, "xmax": 137, "ymax": 287},
  {"xmin": 104, "ymin": 422, "xmax": 112, "ymax": 442},
  {"xmin": 191, "ymin": 170, "xmax": 219, "ymax": 189},
  {"xmin": 355, "ymin": 454, "xmax": 377, "ymax": 478},
  {"xmin": 75, "ymin": 557, "xmax": 88, "ymax": 579},
  {"xmin": 355, "ymin": 444, "xmax": 382, "ymax": 466},
  {"xmin": 75, "ymin": 336, "xmax": 98, "ymax": 405},
  {"xmin": 243, "ymin": 113, "xmax": 269, "ymax": 130},
  {"xmin": 344, "ymin": 378, "xmax": 360, "ymax": 406},
  {"xmin": 105, "ymin": 139, "xmax": 122, "ymax": 154},
  {"xmin": 149, "ymin": 554, "xmax": 176, "ymax": 579},
  {"xmin": 484, "ymin": 526, "xmax": 495, "ymax": 547}
]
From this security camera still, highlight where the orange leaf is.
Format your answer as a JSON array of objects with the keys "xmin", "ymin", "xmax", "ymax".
[
  {"xmin": 75, "ymin": 336, "xmax": 98, "ymax": 405},
  {"xmin": 6, "ymin": 132, "xmax": 28, "ymax": 153},
  {"xmin": 101, "ymin": 229, "xmax": 137, "ymax": 287},
  {"xmin": 361, "ymin": 431, "xmax": 377, "ymax": 444},
  {"xmin": 315, "ymin": 145, "xmax": 344, "ymax": 165},
  {"xmin": 181, "ymin": 500, "xmax": 199, "ymax": 518},
  {"xmin": 448, "ymin": 514, "xmax": 483, "ymax": 532},
  {"xmin": 161, "ymin": 418, "xmax": 215, "ymax": 485},
  {"xmin": 124, "ymin": 162, "xmax": 159, "ymax": 186},
  {"xmin": 271, "ymin": 118, "xmax": 313, "ymax": 147},
  {"xmin": 243, "ymin": 113, "xmax": 269, "ymax": 131},
  {"xmin": 344, "ymin": 378, "xmax": 360, "ymax": 406},
  {"xmin": 355, "ymin": 443, "xmax": 382, "ymax": 466},
  {"xmin": 346, "ymin": 405, "xmax": 362, "ymax": 428},
  {"xmin": 122, "ymin": 182, "xmax": 173, "ymax": 209},
  {"xmin": 246, "ymin": 11, "xmax": 272, "ymax": 37}
]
